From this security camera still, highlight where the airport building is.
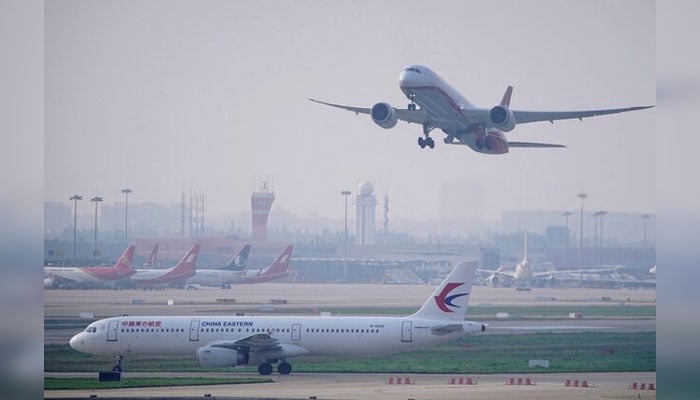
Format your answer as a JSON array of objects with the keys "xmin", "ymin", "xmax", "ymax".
[
  {"xmin": 355, "ymin": 180, "xmax": 377, "ymax": 245},
  {"xmin": 251, "ymin": 181, "xmax": 275, "ymax": 242}
]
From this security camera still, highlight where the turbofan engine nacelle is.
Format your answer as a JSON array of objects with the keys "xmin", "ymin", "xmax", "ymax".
[
  {"xmin": 489, "ymin": 105, "xmax": 517, "ymax": 132},
  {"xmin": 371, "ymin": 102, "xmax": 398, "ymax": 129},
  {"xmin": 489, "ymin": 274, "xmax": 500, "ymax": 286},
  {"xmin": 197, "ymin": 346, "xmax": 249, "ymax": 367}
]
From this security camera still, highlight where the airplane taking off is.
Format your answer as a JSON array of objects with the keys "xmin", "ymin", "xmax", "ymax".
[
  {"xmin": 70, "ymin": 260, "xmax": 484, "ymax": 375},
  {"xmin": 44, "ymin": 246, "xmax": 136, "ymax": 289},
  {"xmin": 128, "ymin": 244, "xmax": 201, "ymax": 288},
  {"xmin": 310, "ymin": 64, "xmax": 653, "ymax": 154}
]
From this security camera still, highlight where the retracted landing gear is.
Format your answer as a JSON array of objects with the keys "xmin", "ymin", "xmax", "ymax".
[{"xmin": 418, "ymin": 122, "xmax": 435, "ymax": 149}]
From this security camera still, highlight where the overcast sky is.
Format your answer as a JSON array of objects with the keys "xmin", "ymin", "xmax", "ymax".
[{"xmin": 44, "ymin": 0, "xmax": 655, "ymax": 223}]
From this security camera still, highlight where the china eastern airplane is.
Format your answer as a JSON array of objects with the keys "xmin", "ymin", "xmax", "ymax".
[
  {"xmin": 70, "ymin": 260, "xmax": 484, "ymax": 375},
  {"xmin": 127, "ymin": 244, "xmax": 201, "ymax": 288},
  {"xmin": 44, "ymin": 246, "xmax": 136, "ymax": 289},
  {"xmin": 309, "ymin": 64, "xmax": 653, "ymax": 153}
]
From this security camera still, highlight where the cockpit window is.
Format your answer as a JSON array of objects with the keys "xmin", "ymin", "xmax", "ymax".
[
  {"xmin": 84, "ymin": 326, "xmax": 97, "ymax": 333},
  {"xmin": 404, "ymin": 67, "xmax": 422, "ymax": 74}
]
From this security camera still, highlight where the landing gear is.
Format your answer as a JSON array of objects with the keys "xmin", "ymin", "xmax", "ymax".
[
  {"xmin": 278, "ymin": 361, "xmax": 292, "ymax": 375},
  {"xmin": 407, "ymin": 103, "xmax": 416, "ymax": 110},
  {"xmin": 258, "ymin": 362, "xmax": 273, "ymax": 375},
  {"xmin": 112, "ymin": 355, "xmax": 123, "ymax": 372},
  {"xmin": 418, "ymin": 137, "xmax": 435, "ymax": 149},
  {"xmin": 418, "ymin": 122, "xmax": 435, "ymax": 149}
]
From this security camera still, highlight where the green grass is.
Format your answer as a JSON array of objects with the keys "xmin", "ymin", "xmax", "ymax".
[
  {"xmin": 44, "ymin": 377, "xmax": 271, "ymax": 390},
  {"xmin": 46, "ymin": 331, "xmax": 655, "ymax": 374}
]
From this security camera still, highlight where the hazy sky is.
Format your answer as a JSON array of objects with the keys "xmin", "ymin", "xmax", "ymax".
[{"xmin": 45, "ymin": 0, "xmax": 655, "ymax": 223}]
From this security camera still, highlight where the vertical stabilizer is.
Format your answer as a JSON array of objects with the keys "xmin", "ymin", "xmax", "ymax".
[
  {"xmin": 225, "ymin": 244, "xmax": 251, "ymax": 270},
  {"xmin": 500, "ymin": 85, "xmax": 513, "ymax": 107},
  {"xmin": 166, "ymin": 244, "xmax": 201, "ymax": 278},
  {"xmin": 410, "ymin": 260, "xmax": 477, "ymax": 321},
  {"xmin": 258, "ymin": 245, "xmax": 293, "ymax": 276},
  {"xmin": 113, "ymin": 245, "xmax": 136, "ymax": 276},
  {"xmin": 144, "ymin": 244, "xmax": 159, "ymax": 267}
]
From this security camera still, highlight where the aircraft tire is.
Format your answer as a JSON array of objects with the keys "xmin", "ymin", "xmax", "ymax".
[
  {"xmin": 258, "ymin": 362, "xmax": 273, "ymax": 375},
  {"xmin": 418, "ymin": 137, "xmax": 425, "ymax": 148},
  {"xmin": 278, "ymin": 362, "xmax": 292, "ymax": 375},
  {"xmin": 427, "ymin": 138, "xmax": 435, "ymax": 149},
  {"xmin": 112, "ymin": 365, "xmax": 122, "ymax": 372}
]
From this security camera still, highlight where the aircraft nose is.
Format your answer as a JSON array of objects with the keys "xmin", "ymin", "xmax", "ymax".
[{"xmin": 69, "ymin": 333, "xmax": 83, "ymax": 351}]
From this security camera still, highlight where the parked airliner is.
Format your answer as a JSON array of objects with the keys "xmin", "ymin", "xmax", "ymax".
[
  {"xmin": 44, "ymin": 246, "xmax": 136, "ymax": 289},
  {"xmin": 184, "ymin": 244, "xmax": 272, "ymax": 288},
  {"xmin": 128, "ymin": 244, "xmax": 201, "ymax": 288},
  {"xmin": 310, "ymin": 64, "xmax": 653, "ymax": 154},
  {"xmin": 70, "ymin": 260, "xmax": 484, "ymax": 375}
]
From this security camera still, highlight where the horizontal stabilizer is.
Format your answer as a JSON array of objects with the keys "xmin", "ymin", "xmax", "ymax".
[{"xmin": 508, "ymin": 142, "xmax": 567, "ymax": 148}]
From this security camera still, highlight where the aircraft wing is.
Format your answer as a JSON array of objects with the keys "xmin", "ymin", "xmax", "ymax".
[
  {"xmin": 508, "ymin": 142, "xmax": 566, "ymax": 148},
  {"xmin": 308, "ymin": 98, "xmax": 428, "ymax": 125},
  {"xmin": 207, "ymin": 333, "xmax": 281, "ymax": 353},
  {"xmin": 511, "ymin": 106, "xmax": 653, "ymax": 124}
]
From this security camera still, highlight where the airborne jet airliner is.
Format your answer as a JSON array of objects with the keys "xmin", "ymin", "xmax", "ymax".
[
  {"xmin": 70, "ymin": 260, "xmax": 484, "ymax": 375},
  {"xmin": 310, "ymin": 64, "xmax": 653, "ymax": 154}
]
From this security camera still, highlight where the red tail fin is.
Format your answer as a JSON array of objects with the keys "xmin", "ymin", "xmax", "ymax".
[
  {"xmin": 167, "ymin": 244, "xmax": 200, "ymax": 278},
  {"xmin": 500, "ymin": 86, "xmax": 513, "ymax": 107},
  {"xmin": 259, "ymin": 245, "xmax": 293, "ymax": 276},
  {"xmin": 113, "ymin": 245, "xmax": 136, "ymax": 277}
]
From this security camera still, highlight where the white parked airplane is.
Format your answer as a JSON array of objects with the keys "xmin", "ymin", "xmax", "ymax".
[
  {"xmin": 184, "ymin": 244, "xmax": 261, "ymax": 288},
  {"xmin": 44, "ymin": 246, "xmax": 136, "ymax": 289},
  {"xmin": 70, "ymin": 259, "xmax": 484, "ymax": 375},
  {"xmin": 128, "ymin": 244, "xmax": 201, "ymax": 288},
  {"xmin": 310, "ymin": 64, "xmax": 653, "ymax": 154}
]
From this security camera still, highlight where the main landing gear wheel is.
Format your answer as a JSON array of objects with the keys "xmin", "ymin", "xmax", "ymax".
[
  {"xmin": 258, "ymin": 362, "xmax": 273, "ymax": 375},
  {"xmin": 407, "ymin": 103, "xmax": 416, "ymax": 110},
  {"xmin": 417, "ymin": 137, "xmax": 435, "ymax": 149},
  {"xmin": 278, "ymin": 362, "xmax": 292, "ymax": 375}
]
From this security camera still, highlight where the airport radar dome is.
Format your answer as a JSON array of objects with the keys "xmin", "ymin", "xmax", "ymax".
[{"xmin": 359, "ymin": 181, "xmax": 374, "ymax": 196}]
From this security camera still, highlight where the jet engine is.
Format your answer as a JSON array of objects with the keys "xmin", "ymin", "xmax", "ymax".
[
  {"xmin": 489, "ymin": 105, "xmax": 516, "ymax": 132},
  {"xmin": 489, "ymin": 274, "xmax": 500, "ymax": 286},
  {"xmin": 371, "ymin": 102, "xmax": 398, "ymax": 129},
  {"xmin": 197, "ymin": 346, "xmax": 249, "ymax": 367}
]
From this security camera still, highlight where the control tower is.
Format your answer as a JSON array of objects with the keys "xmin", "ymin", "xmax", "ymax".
[
  {"xmin": 355, "ymin": 180, "xmax": 377, "ymax": 245},
  {"xmin": 251, "ymin": 181, "xmax": 275, "ymax": 242}
]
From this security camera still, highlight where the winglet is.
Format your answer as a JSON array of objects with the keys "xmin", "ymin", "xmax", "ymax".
[{"xmin": 500, "ymin": 86, "xmax": 513, "ymax": 107}]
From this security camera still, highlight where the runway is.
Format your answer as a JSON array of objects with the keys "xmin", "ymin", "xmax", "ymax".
[
  {"xmin": 44, "ymin": 371, "xmax": 656, "ymax": 400},
  {"xmin": 45, "ymin": 283, "xmax": 656, "ymax": 399}
]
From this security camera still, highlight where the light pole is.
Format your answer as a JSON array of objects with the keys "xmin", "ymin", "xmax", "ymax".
[
  {"xmin": 341, "ymin": 190, "xmax": 351, "ymax": 283},
  {"xmin": 90, "ymin": 196, "xmax": 103, "ymax": 258},
  {"xmin": 121, "ymin": 188, "xmax": 132, "ymax": 248},
  {"xmin": 591, "ymin": 211, "xmax": 599, "ymax": 268},
  {"xmin": 562, "ymin": 211, "xmax": 572, "ymax": 269},
  {"xmin": 577, "ymin": 193, "xmax": 587, "ymax": 267},
  {"xmin": 598, "ymin": 211, "xmax": 607, "ymax": 267},
  {"xmin": 69, "ymin": 194, "xmax": 82, "ymax": 263}
]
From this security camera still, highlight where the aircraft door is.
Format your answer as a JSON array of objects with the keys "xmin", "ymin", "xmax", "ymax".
[
  {"xmin": 107, "ymin": 320, "xmax": 119, "ymax": 342},
  {"xmin": 291, "ymin": 323, "xmax": 301, "ymax": 341},
  {"xmin": 189, "ymin": 320, "xmax": 200, "ymax": 341},
  {"xmin": 401, "ymin": 320, "xmax": 412, "ymax": 343}
]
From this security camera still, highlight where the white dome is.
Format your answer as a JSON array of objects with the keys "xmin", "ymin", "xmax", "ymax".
[{"xmin": 359, "ymin": 180, "xmax": 374, "ymax": 196}]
